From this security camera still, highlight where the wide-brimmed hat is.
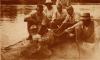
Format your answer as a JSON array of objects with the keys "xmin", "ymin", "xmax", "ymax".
[
  {"xmin": 44, "ymin": 0, "xmax": 53, "ymax": 5},
  {"xmin": 80, "ymin": 13, "xmax": 91, "ymax": 20}
]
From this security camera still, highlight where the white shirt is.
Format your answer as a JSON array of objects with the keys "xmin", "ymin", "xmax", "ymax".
[
  {"xmin": 44, "ymin": 6, "xmax": 56, "ymax": 20},
  {"xmin": 52, "ymin": 9, "xmax": 68, "ymax": 21}
]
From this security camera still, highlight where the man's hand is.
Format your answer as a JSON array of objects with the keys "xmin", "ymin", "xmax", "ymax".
[
  {"xmin": 50, "ymin": 19, "xmax": 55, "ymax": 23},
  {"xmin": 69, "ymin": 33, "xmax": 75, "ymax": 37},
  {"xmin": 64, "ymin": 27, "xmax": 72, "ymax": 33},
  {"xmin": 32, "ymin": 34, "xmax": 41, "ymax": 41},
  {"xmin": 64, "ymin": 28, "xmax": 75, "ymax": 37}
]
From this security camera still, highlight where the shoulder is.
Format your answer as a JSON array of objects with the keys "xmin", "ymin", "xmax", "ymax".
[
  {"xmin": 62, "ymin": 9, "xmax": 68, "ymax": 16},
  {"xmin": 72, "ymin": 21, "xmax": 83, "ymax": 28},
  {"xmin": 42, "ymin": 12, "xmax": 47, "ymax": 17},
  {"xmin": 31, "ymin": 12, "xmax": 37, "ymax": 16},
  {"xmin": 43, "ymin": 6, "xmax": 47, "ymax": 12},
  {"xmin": 25, "ymin": 10, "xmax": 36, "ymax": 18},
  {"xmin": 62, "ymin": 9, "xmax": 67, "ymax": 13},
  {"xmin": 77, "ymin": 21, "xmax": 83, "ymax": 26}
]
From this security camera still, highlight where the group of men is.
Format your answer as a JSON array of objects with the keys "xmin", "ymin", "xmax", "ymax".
[{"xmin": 24, "ymin": 0, "xmax": 95, "ymax": 51}]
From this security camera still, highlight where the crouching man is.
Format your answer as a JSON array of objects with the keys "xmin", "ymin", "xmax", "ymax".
[
  {"xmin": 24, "ymin": 4, "xmax": 49, "ymax": 40},
  {"xmin": 24, "ymin": 4, "xmax": 52, "ymax": 56},
  {"xmin": 64, "ymin": 13, "xmax": 95, "ymax": 43}
]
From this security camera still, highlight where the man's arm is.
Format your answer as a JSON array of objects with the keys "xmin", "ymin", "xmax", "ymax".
[
  {"xmin": 24, "ymin": 12, "xmax": 37, "ymax": 24},
  {"xmin": 64, "ymin": 21, "xmax": 83, "ymax": 32},
  {"xmin": 38, "ymin": 14, "xmax": 48, "ymax": 35},
  {"xmin": 24, "ymin": 10, "xmax": 36, "ymax": 22}
]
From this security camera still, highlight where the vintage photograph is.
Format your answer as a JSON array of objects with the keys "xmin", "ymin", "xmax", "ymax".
[{"xmin": 1, "ymin": 0, "xmax": 100, "ymax": 60}]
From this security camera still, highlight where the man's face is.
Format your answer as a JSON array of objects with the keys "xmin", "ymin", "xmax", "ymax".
[
  {"xmin": 37, "ymin": 8, "xmax": 43, "ymax": 13},
  {"xmin": 46, "ymin": 4, "xmax": 52, "ymax": 9},
  {"xmin": 81, "ymin": 18, "xmax": 90, "ymax": 26},
  {"xmin": 37, "ymin": 7, "xmax": 43, "ymax": 13}
]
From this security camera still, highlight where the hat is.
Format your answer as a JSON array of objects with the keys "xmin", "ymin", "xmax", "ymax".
[
  {"xmin": 44, "ymin": 0, "xmax": 53, "ymax": 5},
  {"xmin": 80, "ymin": 13, "xmax": 91, "ymax": 20}
]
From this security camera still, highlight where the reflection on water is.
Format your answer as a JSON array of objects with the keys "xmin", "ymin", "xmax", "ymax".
[{"xmin": 0, "ymin": 14, "xmax": 28, "ymax": 48}]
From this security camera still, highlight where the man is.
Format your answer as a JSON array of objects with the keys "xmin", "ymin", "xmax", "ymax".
[
  {"xmin": 24, "ymin": 4, "xmax": 53, "ymax": 56},
  {"xmin": 24, "ymin": 4, "xmax": 48, "ymax": 40},
  {"xmin": 65, "ymin": 13, "xmax": 95, "ymax": 43},
  {"xmin": 43, "ymin": 4, "xmax": 69, "ymax": 44},
  {"xmin": 44, "ymin": 0, "xmax": 55, "ymax": 22},
  {"xmin": 56, "ymin": 0, "xmax": 75, "ymax": 22},
  {"xmin": 50, "ymin": 4, "xmax": 68, "ymax": 29},
  {"xmin": 66, "ymin": 5, "xmax": 75, "ymax": 22},
  {"xmin": 50, "ymin": 4, "xmax": 75, "ymax": 36}
]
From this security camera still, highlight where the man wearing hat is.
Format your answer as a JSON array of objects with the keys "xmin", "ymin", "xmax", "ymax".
[
  {"xmin": 64, "ymin": 13, "xmax": 95, "ymax": 43},
  {"xmin": 44, "ymin": 0, "xmax": 56, "ymax": 22}
]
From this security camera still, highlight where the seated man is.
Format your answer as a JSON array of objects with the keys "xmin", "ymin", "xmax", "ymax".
[
  {"xmin": 50, "ymin": 4, "xmax": 68, "ymax": 30},
  {"xmin": 46, "ymin": 4, "xmax": 72, "ymax": 43},
  {"xmin": 50, "ymin": 4, "xmax": 75, "ymax": 37},
  {"xmin": 65, "ymin": 13, "xmax": 95, "ymax": 43}
]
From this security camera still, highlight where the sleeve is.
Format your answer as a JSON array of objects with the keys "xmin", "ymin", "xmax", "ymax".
[
  {"xmin": 62, "ymin": 14, "xmax": 70, "ymax": 23},
  {"xmin": 24, "ymin": 15, "xmax": 33, "ymax": 22},
  {"xmin": 24, "ymin": 12, "xmax": 37, "ymax": 24},
  {"xmin": 43, "ymin": 7, "xmax": 47, "ymax": 16},
  {"xmin": 64, "ymin": 21, "xmax": 82, "ymax": 33},
  {"xmin": 24, "ymin": 10, "xmax": 36, "ymax": 18},
  {"xmin": 83, "ymin": 21, "xmax": 95, "ymax": 39},
  {"xmin": 52, "ymin": 12, "xmax": 57, "ymax": 21},
  {"xmin": 69, "ymin": 21, "xmax": 83, "ymax": 29},
  {"xmin": 41, "ymin": 14, "xmax": 49, "ymax": 26},
  {"xmin": 38, "ymin": 14, "xmax": 48, "ymax": 35}
]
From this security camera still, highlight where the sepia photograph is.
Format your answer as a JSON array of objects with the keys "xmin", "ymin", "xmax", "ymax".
[{"xmin": 0, "ymin": 0, "xmax": 100, "ymax": 60}]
